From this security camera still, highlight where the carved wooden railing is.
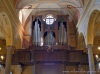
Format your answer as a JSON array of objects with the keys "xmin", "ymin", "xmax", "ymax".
[
  {"xmin": 29, "ymin": 45, "xmax": 75, "ymax": 50},
  {"xmin": 0, "ymin": 46, "xmax": 88, "ymax": 65}
]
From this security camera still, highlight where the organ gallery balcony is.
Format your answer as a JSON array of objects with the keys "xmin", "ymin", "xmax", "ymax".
[{"xmin": 30, "ymin": 42, "xmax": 74, "ymax": 50}]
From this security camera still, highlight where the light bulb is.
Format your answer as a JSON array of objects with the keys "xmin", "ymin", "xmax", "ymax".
[
  {"xmin": 1, "ymin": 55, "xmax": 4, "ymax": 60},
  {"xmin": 95, "ymin": 55, "xmax": 99, "ymax": 58},
  {"xmin": 98, "ymin": 46, "xmax": 100, "ymax": 50}
]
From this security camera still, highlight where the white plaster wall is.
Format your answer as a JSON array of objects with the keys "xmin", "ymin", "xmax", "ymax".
[{"xmin": 77, "ymin": 0, "xmax": 100, "ymax": 45}]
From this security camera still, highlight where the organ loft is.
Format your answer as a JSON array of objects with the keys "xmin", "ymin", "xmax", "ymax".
[{"xmin": 0, "ymin": 0, "xmax": 100, "ymax": 74}]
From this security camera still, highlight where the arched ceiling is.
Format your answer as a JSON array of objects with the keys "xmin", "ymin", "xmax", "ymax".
[
  {"xmin": 17, "ymin": 0, "xmax": 83, "ymax": 9},
  {"xmin": 16, "ymin": 0, "xmax": 84, "ymax": 28}
]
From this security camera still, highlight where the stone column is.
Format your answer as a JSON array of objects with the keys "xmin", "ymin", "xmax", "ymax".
[
  {"xmin": 87, "ymin": 44, "xmax": 95, "ymax": 74},
  {"xmin": 0, "ymin": 65, "xmax": 5, "ymax": 74},
  {"xmin": 5, "ymin": 46, "xmax": 14, "ymax": 74},
  {"xmin": 34, "ymin": 64, "xmax": 36, "ymax": 74}
]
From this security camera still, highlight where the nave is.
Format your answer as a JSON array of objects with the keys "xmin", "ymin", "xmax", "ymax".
[{"xmin": 0, "ymin": 0, "xmax": 100, "ymax": 74}]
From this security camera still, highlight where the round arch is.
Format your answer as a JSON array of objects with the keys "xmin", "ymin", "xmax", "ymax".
[
  {"xmin": 0, "ymin": 12, "xmax": 13, "ymax": 46},
  {"xmin": 92, "ymin": 11, "xmax": 100, "ymax": 54},
  {"xmin": 87, "ymin": 10, "xmax": 100, "ymax": 45}
]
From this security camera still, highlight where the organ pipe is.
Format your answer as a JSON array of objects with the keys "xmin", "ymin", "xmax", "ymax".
[
  {"xmin": 58, "ymin": 22, "xmax": 67, "ymax": 45},
  {"xmin": 32, "ymin": 18, "xmax": 41, "ymax": 46}
]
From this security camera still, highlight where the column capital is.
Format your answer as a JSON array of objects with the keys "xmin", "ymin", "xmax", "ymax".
[
  {"xmin": 86, "ymin": 44, "xmax": 94, "ymax": 49},
  {"xmin": 6, "ymin": 45, "xmax": 15, "ymax": 50}
]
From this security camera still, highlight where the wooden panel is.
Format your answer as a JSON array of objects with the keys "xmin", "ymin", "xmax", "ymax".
[
  {"xmin": 34, "ymin": 50, "xmax": 66, "ymax": 61},
  {"xmin": 34, "ymin": 51, "xmax": 43, "ymax": 61},
  {"xmin": 36, "ymin": 64, "xmax": 64, "ymax": 74},
  {"xmin": 13, "ymin": 51, "xmax": 31, "ymax": 63},
  {"xmin": 69, "ymin": 52, "xmax": 82, "ymax": 62},
  {"xmin": 81, "ymin": 54, "xmax": 88, "ymax": 64},
  {"xmin": 42, "ymin": 51, "xmax": 49, "ymax": 61},
  {"xmin": 0, "ymin": 49, "xmax": 89, "ymax": 65}
]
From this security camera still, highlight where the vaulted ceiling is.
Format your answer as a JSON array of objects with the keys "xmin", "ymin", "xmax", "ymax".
[{"xmin": 15, "ymin": 0, "xmax": 85, "ymax": 27}]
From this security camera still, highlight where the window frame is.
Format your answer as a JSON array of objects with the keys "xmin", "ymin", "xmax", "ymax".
[{"xmin": 44, "ymin": 14, "xmax": 55, "ymax": 25}]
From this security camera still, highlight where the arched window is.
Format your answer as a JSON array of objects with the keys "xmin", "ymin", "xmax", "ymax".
[{"xmin": 43, "ymin": 14, "xmax": 56, "ymax": 25}]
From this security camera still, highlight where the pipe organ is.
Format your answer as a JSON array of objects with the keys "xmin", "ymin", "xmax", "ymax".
[
  {"xmin": 32, "ymin": 18, "xmax": 41, "ymax": 46},
  {"xmin": 31, "ymin": 16, "xmax": 68, "ymax": 46},
  {"xmin": 44, "ymin": 31, "xmax": 55, "ymax": 46},
  {"xmin": 58, "ymin": 22, "xmax": 67, "ymax": 45}
]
